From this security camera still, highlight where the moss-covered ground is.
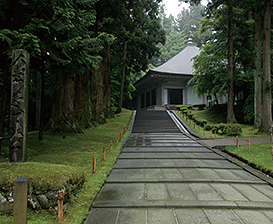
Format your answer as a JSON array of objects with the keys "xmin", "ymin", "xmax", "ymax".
[{"xmin": 0, "ymin": 108, "xmax": 133, "ymax": 223}]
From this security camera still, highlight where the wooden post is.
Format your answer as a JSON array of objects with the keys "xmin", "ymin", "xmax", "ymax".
[
  {"xmin": 186, "ymin": 117, "xmax": 188, "ymax": 122},
  {"xmin": 210, "ymin": 130, "xmax": 212, "ymax": 138},
  {"xmin": 248, "ymin": 139, "xmax": 250, "ymax": 151},
  {"xmin": 214, "ymin": 130, "xmax": 216, "ymax": 138},
  {"xmin": 10, "ymin": 49, "xmax": 30, "ymax": 162},
  {"xmin": 93, "ymin": 157, "xmax": 96, "ymax": 173},
  {"xmin": 189, "ymin": 120, "xmax": 191, "ymax": 125},
  {"xmin": 110, "ymin": 140, "xmax": 113, "ymax": 151},
  {"xmin": 116, "ymin": 135, "xmax": 118, "ymax": 144},
  {"xmin": 57, "ymin": 191, "xmax": 64, "ymax": 223},
  {"xmin": 236, "ymin": 135, "xmax": 239, "ymax": 147},
  {"xmin": 103, "ymin": 147, "xmax": 106, "ymax": 161},
  {"xmin": 13, "ymin": 176, "xmax": 28, "ymax": 224},
  {"xmin": 122, "ymin": 129, "xmax": 124, "ymax": 137}
]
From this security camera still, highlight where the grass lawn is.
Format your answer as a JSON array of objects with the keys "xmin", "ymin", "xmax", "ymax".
[
  {"xmin": 226, "ymin": 143, "xmax": 273, "ymax": 176},
  {"xmin": 175, "ymin": 109, "xmax": 268, "ymax": 138},
  {"xmin": 0, "ymin": 108, "xmax": 133, "ymax": 224}
]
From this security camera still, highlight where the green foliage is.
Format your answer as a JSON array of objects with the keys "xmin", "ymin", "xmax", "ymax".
[
  {"xmin": 190, "ymin": 2, "xmax": 255, "ymax": 114},
  {"xmin": 223, "ymin": 124, "xmax": 242, "ymax": 136},
  {"xmin": 151, "ymin": 4, "xmax": 205, "ymax": 67},
  {"xmin": 242, "ymin": 92, "xmax": 254, "ymax": 123},
  {"xmin": 204, "ymin": 123, "xmax": 242, "ymax": 136}
]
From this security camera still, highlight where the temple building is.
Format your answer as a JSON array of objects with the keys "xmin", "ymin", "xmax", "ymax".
[{"xmin": 132, "ymin": 42, "xmax": 205, "ymax": 110}]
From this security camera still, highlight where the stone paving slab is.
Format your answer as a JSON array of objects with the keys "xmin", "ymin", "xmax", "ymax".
[
  {"xmin": 107, "ymin": 168, "xmax": 265, "ymax": 182},
  {"xmin": 94, "ymin": 182, "xmax": 273, "ymax": 205},
  {"xmin": 122, "ymin": 147, "xmax": 211, "ymax": 153},
  {"xmin": 85, "ymin": 208, "xmax": 273, "ymax": 224},
  {"xmin": 114, "ymin": 158, "xmax": 240, "ymax": 169},
  {"xmin": 126, "ymin": 143, "xmax": 202, "ymax": 147},
  {"xmin": 118, "ymin": 152, "xmax": 224, "ymax": 159}
]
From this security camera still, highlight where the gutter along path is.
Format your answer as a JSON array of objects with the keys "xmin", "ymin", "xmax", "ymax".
[{"xmin": 85, "ymin": 111, "xmax": 273, "ymax": 224}]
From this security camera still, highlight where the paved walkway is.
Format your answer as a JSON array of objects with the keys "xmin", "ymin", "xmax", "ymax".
[{"xmin": 85, "ymin": 111, "xmax": 273, "ymax": 224}]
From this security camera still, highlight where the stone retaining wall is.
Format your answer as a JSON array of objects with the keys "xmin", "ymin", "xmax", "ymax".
[{"xmin": 0, "ymin": 177, "xmax": 84, "ymax": 213}]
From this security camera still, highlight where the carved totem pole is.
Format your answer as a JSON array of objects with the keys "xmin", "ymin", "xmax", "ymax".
[{"xmin": 10, "ymin": 49, "xmax": 30, "ymax": 162}]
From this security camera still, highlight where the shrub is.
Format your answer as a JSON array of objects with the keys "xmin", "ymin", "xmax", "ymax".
[
  {"xmin": 223, "ymin": 124, "xmax": 242, "ymax": 136},
  {"xmin": 181, "ymin": 108, "xmax": 188, "ymax": 113},
  {"xmin": 204, "ymin": 124, "xmax": 213, "ymax": 131},
  {"xmin": 192, "ymin": 116, "xmax": 198, "ymax": 122},
  {"xmin": 186, "ymin": 111, "xmax": 193, "ymax": 119},
  {"xmin": 216, "ymin": 123, "xmax": 226, "ymax": 135},
  {"xmin": 194, "ymin": 118, "xmax": 207, "ymax": 127}
]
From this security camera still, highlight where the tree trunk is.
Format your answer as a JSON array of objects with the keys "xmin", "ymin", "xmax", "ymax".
[
  {"xmin": 74, "ymin": 70, "xmax": 93, "ymax": 128},
  {"xmin": 35, "ymin": 71, "xmax": 42, "ymax": 130},
  {"xmin": 227, "ymin": 4, "xmax": 236, "ymax": 123},
  {"xmin": 254, "ymin": 7, "xmax": 262, "ymax": 127},
  {"xmin": 260, "ymin": 0, "xmax": 272, "ymax": 132},
  {"xmin": 0, "ymin": 55, "xmax": 10, "ymax": 154},
  {"xmin": 38, "ymin": 65, "xmax": 45, "ymax": 140},
  {"xmin": 50, "ymin": 71, "xmax": 83, "ymax": 133},
  {"xmin": 91, "ymin": 45, "xmax": 112, "ymax": 123},
  {"xmin": 116, "ymin": 42, "xmax": 127, "ymax": 114}
]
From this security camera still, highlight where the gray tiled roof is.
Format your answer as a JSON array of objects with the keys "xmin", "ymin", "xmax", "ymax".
[{"xmin": 151, "ymin": 42, "xmax": 199, "ymax": 75}]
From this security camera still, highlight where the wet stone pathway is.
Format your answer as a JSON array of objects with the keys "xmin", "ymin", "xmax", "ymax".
[{"xmin": 85, "ymin": 111, "xmax": 273, "ymax": 224}]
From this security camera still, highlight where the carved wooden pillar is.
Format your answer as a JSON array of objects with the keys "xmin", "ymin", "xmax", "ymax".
[{"xmin": 9, "ymin": 49, "xmax": 30, "ymax": 162}]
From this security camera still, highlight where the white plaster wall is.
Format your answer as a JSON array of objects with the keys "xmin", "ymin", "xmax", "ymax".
[
  {"xmin": 187, "ymin": 86, "xmax": 203, "ymax": 105},
  {"xmin": 164, "ymin": 89, "xmax": 168, "ymax": 104}
]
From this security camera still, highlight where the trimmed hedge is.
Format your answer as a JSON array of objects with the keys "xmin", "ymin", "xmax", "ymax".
[{"xmin": 204, "ymin": 123, "xmax": 242, "ymax": 136}]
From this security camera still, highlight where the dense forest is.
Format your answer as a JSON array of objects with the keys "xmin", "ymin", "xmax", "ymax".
[
  {"xmin": 0, "ymin": 0, "xmax": 272, "ymax": 154},
  {"xmin": 0, "ymin": 0, "xmax": 166, "ymax": 145}
]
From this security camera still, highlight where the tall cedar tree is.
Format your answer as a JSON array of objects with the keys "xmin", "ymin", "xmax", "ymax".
[{"xmin": 94, "ymin": 0, "xmax": 165, "ymax": 113}]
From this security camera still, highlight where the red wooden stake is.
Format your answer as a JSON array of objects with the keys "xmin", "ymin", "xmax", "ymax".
[
  {"xmin": 57, "ymin": 191, "xmax": 64, "ymax": 223},
  {"xmin": 116, "ymin": 135, "xmax": 118, "ymax": 144},
  {"xmin": 103, "ymin": 147, "xmax": 106, "ymax": 161},
  {"xmin": 248, "ymin": 139, "xmax": 250, "ymax": 151},
  {"xmin": 110, "ymin": 140, "xmax": 113, "ymax": 151},
  {"xmin": 93, "ymin": 157, "xmax": 96, "ymax": 173},
  {"xmin": 236, "ymin": 135, "xmax": 239, "ymax": 148}
]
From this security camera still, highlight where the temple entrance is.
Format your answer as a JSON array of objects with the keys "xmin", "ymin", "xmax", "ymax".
[{"xmin": 169, "ymin": 89, "xmax": 183, "ymax": 104}]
